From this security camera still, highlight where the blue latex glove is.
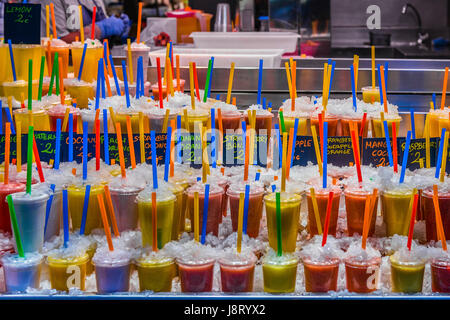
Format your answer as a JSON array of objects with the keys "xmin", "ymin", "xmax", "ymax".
[
  {"xmin": 119, "ymin": 13, "xmax": 131, "ymax": 37},
  {"xmin": 97, "ymin": 16, "xmax": 126, "ymax": 38}
]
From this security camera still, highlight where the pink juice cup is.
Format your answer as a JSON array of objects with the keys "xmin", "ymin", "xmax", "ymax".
[
  {"xmin": 124, "ymin": 43, "xmax": 151, "ymax": 83},
  {"xmin": 47, "ymin": 104, "xmax": 80, "ymax": 132},
  {"xmin": 0, "ymin": 182, "xmax": 25, "ymax": 233},
  {"xmin": 177, "ymin": 258, "xmax": 215, "ymax": 292},
  {"xmin": 219, "ymin": 254, "xmax": 256, "ymax": 293}
]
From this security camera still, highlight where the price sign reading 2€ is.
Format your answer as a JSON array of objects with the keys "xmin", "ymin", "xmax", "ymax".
[{"xmin": 4, "ymin": 3, "xmax": 41, "ymax": 44}]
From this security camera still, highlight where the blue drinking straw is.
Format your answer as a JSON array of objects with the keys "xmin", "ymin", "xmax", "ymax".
[
  {"xmin": 383, "ymin": 120, "xmax": 394, "ymax": 167},
  {"xmin": 268, "ymin": 102, "xmax": 272, "ymax": 110},
  {"xmin": 54, "ymin": 119, "xmax": 61, "ymax": 170},
  {"xmin": 275, "ymin": 123, "xmax": 282, "ymax": 170},
  {"xmin": 138, "ymin": 56, "xmax": 144, "ymax": 98},
  {"xmin": 63, "ymin": 189, "xmax": 69, "ymax": 248},
  {"xmin": 200, "ymin": 184, "xmax": 210, "ymax": 244},
  {"xmin": 410, "ymin": 109, "xmax": 416, "ymax": 139},
  {"xmin": 136, "ymin": 60, "xmax": 141, "ymax": 100},
  {"xmin": 436, "ymin": 128, "xmax": 446, "ymax": 179},
  {"xmin": 263, "ymin": 97, "xmax": 266, "ymax": 109},
  {"xmin": 176, "ymin": 115, "xmax": 181, "ymax": 163},
  {"xmin": 271, "ymin": 184, "xmax": 276, "ymax": 192},
  {"xmin": 290, "ymin": 118, "xmax": 299, "ymax": 169},
  {"xmin": 432, "ymin": 93, "xmax": 437, "ymax": 110},
  {"xmin": 103, "ymin": 41, "xmax": 108, "ymax": 68},
  {"xmin": 164, "ymin": 126, "xmax": 172, "ymax": 182},
  {"xmin": 242, "ymin": 121, "xmax": 247, "ymax": 161},
  {"xmin": 0, "ymin": 101, "xmax": 3, "ymax": 134},
  {"xmin": 400, "ymin": 131, "xmax": 412, "ymax": 183},
  {"xmin": 82, "ymin": 121, "xmax": 88, "ymax": 181},
  {"xmin": 255, "ymin": 172, "xmax": 260, "ymax": 181},
  {"xmin": 95, "ymin": 59, "xmax": 101, "ymax": 110},
  {"xmin": 79, "ymin": 185, "xmax": 91, "ymax": 235},
  {"xmin": 215, "ymin": 94, "xmax": 221, "ymax": 101},
  {"xmin": 103, "ymin": 109, "xmax": 109, "ymax": 165},
  {"xmin": 328, "ymin": 60, "xmax": 336, "ymax": 94},
  {"xmin": 109, "ymin": 55, "xmax": 121, "ymax": 96},
  {"xmin": 121, "ymin": 60, "xmax": 131, "ymax": 107},
  {"xmin": 377, "ymin": 64, "xmax": 383, "ymax": 105},
  {"xmin": 7, "ymin": 40, "xmax": 17, "ymax": 82},
  {"xmin": 323, "ymin": 122, "xmax": 328, "ymax": 189},
  {"xmin": 257, "ymin": 59, "xmax": 263, "ymax": 105},
  {"xmin": 100, "ymin": 59, "xmax": 106, "ymax": 99},
  {"xmin": 211, "ymin": 108, "xmax": 216, "ymax": 168},
  {"xmin": 44, "ymin": 184, "xmax": 56, "ymax": 236},
  {"xmin": 68, "ymin": 114, "xmax": 73, "ymax": 162},
  {"xmin": 78, "ymin": 43, "xmax": 88, "ymax": 81},
  {"xmin": 151, "ymin": 130, "xmax": 158, "ymax": 189},
  {"xmin": 5, "ymin": 106, "xmax": 15, "ymax": 134},
  {"xmin": 207, "ymin": 57, "xmax": 214, "ymax": 98},
  {"xmin": 243, "ymin": 184, "xmax": 250, "ymax": 234},
  {"xmin": 350, "ymin": 64, "xmax": 357, "ymax": 111}
]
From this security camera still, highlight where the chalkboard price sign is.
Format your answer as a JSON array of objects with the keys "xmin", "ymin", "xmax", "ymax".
[{"xmin": 4, "ymin": 3, "xmax": 41, "ymax": 44}]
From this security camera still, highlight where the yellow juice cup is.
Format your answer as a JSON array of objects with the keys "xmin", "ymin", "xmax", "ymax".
[
  {"xmin": 170, "ymin": 177, "xmax": 189, "ymax": 233},
  {"xmin": 180, "ymin": 108, "xmax": 209, "ymax": 132},
  {"xmin": 71, "ymin": 42, "xmax": 103, "ymax": 83},
  {"xmin": 12, "ymin": 44, "xmax": 42, "ymax": 81},
  {"xmin": 0, "ymin": 44, "xmax": 13, "ymax": 95},
  {"xmin": 65, "ymin": 80, "xmax": 94, "ymax": 109},
  {"xmin": 381, "ymin": 189, "xmax": 413, "ymax": 236},
  {"xmin": 115, "ymin": 109, "xmax": 145, "ymax": 134},
  {"xmin": 14, "ymin": 107, "xmax": 50, "ymax": 132},
  {"xmin": 47, "ymin": 253, "xmax": 89, "ymax": 291},
  {"xmin": 67, "ymin": 184, "xmax": 105, "ymax": 234},
  {"xmin": 262, "ymin": 254, "xmax": 298, "ymax": 293},
  {"xmin": 264, "ymin": 192, "xmax": 302, "ymax": 253},
  {"xmin": 170, "ymin": 183, "xmax": 186, "ymax": 241},
  {"xmin": 136, "ymin": 256, "xmax": 176, "ymax": 292},
  {"xmin": 283, "ymin": 115, "xmax": 308, "ymax": 135},
  {"xmin": 438, "ymin": 114, "xmax": 450, "ymax": 135},
  {"xmin": 3, "ymin": 80, "xmax": 39, "ymax": 101},
  {"xmin": 362, "ymin": 86, "xmax": 380, "ymax": 103},
  {"xmin": 371, "ymin": 115, "xmax": 402, "ymax": 138}
]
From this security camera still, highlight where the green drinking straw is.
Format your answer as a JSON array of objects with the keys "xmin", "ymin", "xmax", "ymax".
[
  {"xmin": 28, "ymin": 59, "xmax": 32, "ymax": 111},
  {"xmin": 48, "ymin": 52, "xmax": 58, "ymax": 96},
  {"xmin": 55, "ymin": 53, "xmax": 60, "ymax": 96},
  {"xmin": 279, "ymin": 110, "xmax": 286, "ymax": 133},
  {"xmin": 203, "ymin": 59, "xmax": 212, "ymax": 102},
  {"xmin": 276, "ymin": 192, "xmax": 282, "ymax": 257},
  {"xmin": 38, "ymin": 56, "xmax": 45, "ymax": 101},
  {"xmin": 26, "ymin": 126, "xmax": 34, "ymax": 194},
  {"xmin": 6, "ymin": 195, "xmax": 24, "ymax": 258}
]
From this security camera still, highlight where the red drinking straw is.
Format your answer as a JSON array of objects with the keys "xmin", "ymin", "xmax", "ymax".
[
  {"xmin": 407, "ymin": 193, "xmax": 419, "ymax": 251},
  {"xmin": 392, "ymin": 122, "xmax": 398, "ymax": 173},
  {"xmin": 32, "ymin": 135, "xmax": 45, "ymax": 183},
  {"xmin": 95, "ymin": 118, "xmax": 100, "ymax": 171},
  {"xmin": 156, "ymin": 57, "xmax": 163, "ymax": 109},
  {"xmin": 360, "ymin": 112, "xmax": 367, "ymax": 137},
  {"xmin": 322, "ymin": 191, "xmax": 334, "ymax": 246},
  {"xmin": 318, "ymin": 112, "xmax": 324, "ymax": 157},
  {"xmin": 192, "ymin": 62, "xmax": 200, "ymax": 101},
  {"xmin": 350, "ymin": 129, "xmax": 362, "ymax": 184},
  {"xmin": 91, "ymin": 7, "xmax": 97, "ymax": 40}
]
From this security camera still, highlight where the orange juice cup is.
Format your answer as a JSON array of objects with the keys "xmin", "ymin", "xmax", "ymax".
[
  {"xmin": 306, "ymin": 187, "xmax": 341, "ymax": 237},
  {"xmin": 344, "ymin": 188, "xmax": 378, "ymax": 236},
  {"xmin": 311, "ymin": 114, "xmax": 339, "ymax": 136},
  {"xmin": 341, "ymin": 116, "xmax": 368, "ymax": 137}
]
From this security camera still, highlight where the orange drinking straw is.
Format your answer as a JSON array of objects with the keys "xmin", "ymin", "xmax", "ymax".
[
  {"xmin": 151, "ymin": 192, "xmax": 158, "ymax": 251},
  {"xmin": 139, "ymin": 112, "xmax": 145, "ymax": 164},
  {"xmin": 115, "ymin": 123, "xmax": 126, "ymax": 178},
  {"xmin": 361, "ymin": 195, "xmax": 372, "ymax": 250},
  {"xmin": 371, "ymin": 46, "xmax": 376, "ymax": 89},
  {"xmin": 46, "ymin": 5, "xmax": 50, "ymax": 39},
  {"xmin": 392, "ymin": 122, "xmax": 398, "ymax": 173},
  {"xmin": 350, "ymin": 129, "xmax": 362, "ymax": 184},
  {"xmin": 79, "ymin": 6, "xmax": 84, "ymax": 43},
  {"xmin": 50, "ymin": 3, "xmax": 57, "ymax": 38},
  {"xmin": 192, "ymin": 62, "xmax": 200, "ymax": 101},
  {"xmin": 4, "ymin": 123, "xmax": 10, "ymax": 185},
  {"xmin": 136, "ymin": 2, "xmax": 143, "ymax": 43},
  {"xmin": 244, "ymin": 133, "xmax": 249, "ymax": 181},
  {"xmin": 104, "ymin": 185, "xmax": 120, "ymax": 237},
  {"xmin": 103, "ymin": 59, "xmax": 112, "ymax": 97},
  {"xmin": 176, "ymin": 55, "xmax": 180, "ymax": 91},
  {"xmin": 380, "ymin": 65, "xmax": 388, "ymax": 113},
  {"xmin": 58, "ymin": 57, "xmax": 65, "ymax": 105},
  {"xmin": 97, "ymin": 193, "xmax": 114, "ymax": 251},
  {"xmin": 286, "ymin": 127, "xmax": 294, "ymax": 179},
  {"xmin": 441, "ymin": 67, "xmax": 449, "ymax": 110},
  {"xmin": 433, "ymin": 185, "xmax": 448, "ymax": 251},
  {"xmin": 126, "ymin": 116, "xmax": 136, "ymax": 169}
]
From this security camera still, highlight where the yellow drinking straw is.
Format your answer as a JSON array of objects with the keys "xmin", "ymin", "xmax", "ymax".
[
  {"xmin": 127, "ymin": 39, "xmax": 134, "ymax": 84},
  {"xmin": 62, "ymin": 108, "xmax": 70, "ymax": 132},
  {"xmin": 139, "ymin": 112, "xmax": 145, "ymax": 163},
  {"xmin": 371, "ymin": 46, "xmax": 376, "ymax": 89},
  {"xmin": 322, "ymin": 63, "xmax": 328, "ymax": 108},
  {"xmin": 226, "ymin": 62, "xmax": 235, "ymax": 104},
  {"xmin": 194, "ymin": 191, "xmax": 199, "ymax": 242},
  {"xmin": 108, "ymin": 107, "xmax": 117, "ymax": 132},
  {"xmin": 79, "ymin": 6, "xmax": 84, "ymax": 43},
  {"xmin": 164, "ymin": 43, "xmax": 170, "ymax": 87},
  {"xmin": 281, "ymin": 132, "xmax": 287, "ymax": 192},
  {"xmin": 189, "ymin": 62, "xmax": 195, "ymax": 110},
  {"xmin": 237, "ymin": 192, "xmax": 245, "ymax": 253},
  {"xmin": 16, "ymin": 122, "xmax": 21, "ymax": 172},
  {"xmin": 425, "ymin": 114, "xmax": 430, "ymax": 168},
  {"xmin": 440, "ymin": 131, "xmax": 449, "ymax": 182},
  {"xmin": 45, "ymin": 6, "xmax": 50, "ymax": 39},
  {"xmin": 183, "ymin": 109, "xmax": 189, "ymax": 131},
  {"xmin": 249, "ymin": 126, "xmax": 255, "ymax": 165},
  {"xmin": 162, "ymin": 109, "xmax": 170, "ymax": 133},
  {"xmin": 284, "ymin": 62, "xmax": 293, "ymax": 99},
  {"xmin": 166, "ymin": 58, "xmax": 174, "ymax": 97},
  {"xmin": 309, "ymin": 188, "xmax": 322, "ymax": 235},
  {"xmin": 311, "ymin": 125, "xmax": 323, "ymax": 176}
]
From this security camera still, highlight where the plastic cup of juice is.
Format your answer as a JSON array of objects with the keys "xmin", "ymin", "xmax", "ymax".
[
  {"xmin": 44, "ymin": 187, "xmax": 62, "ymax": 242},
  {"xmin": 219, "ymin": 254, "xmax": 256, "ymax": 293},
  {"xmin": 428, "ymin": 109, "xmax": 444, "ymax": 138},
  {"xmin": 0, "ymin": 182, "xmax": 25, "ymax": 233},
  {"xmin": 311, "ymin": 114, "xmax": 339, "ymax": 137},
  {"xmin": 0, "ymin": 44, "xmax": 12, "ymax": 86},
  {"xmin": 264, "ymin": 192, "xmax": 301, "ymax": 252},
  {"xmin": 431, "ymin": 256, "xmax": 450, "ymax": 293},
  {"xmin": 168, "ymin": 182, "xmax": 186, "ymax": 241},
  {"xmin": 45, "ymin": 38, "xmax": 70, "ymax": 78},
  {"xmin": 244, "ymin": 109, "xmax": 274, "ymax": 135},
  {"xmin": 12, "ymin": 44, "xmax": 42, "ymax": 81},
  {"xmin": 216, "ymin": 109, "xmax": 242, "ymax": 131},
  {"xmin": 71, "ymin": 40, "xmax": 103, "ymax": 83},
  {"xmin": 10, "ymin": 190, "xmax": 50, "ymax": 253},
  {"xmin": 303, "ymin": 256, "xmax": 340, "ymax": 292},
  {"xmin": 65, "ymin": 79, "xmax": 94, "ymax": 109},
  {"xmin": 13, "ymin": 106, "xmax": 50, "ymax": 132},
  {"xmin": 92, "ymin": 250, "xmax": 132, "ymax": 294},
  {"xmin": 177, "ymin": 257, "xmax": 215, "ymax": 292},
  {"xmin": 47, "ymin": 104, "xmax": 80, "ymax": 132},
  {"xmin": 146, "ymin": 108, "xmax": 180, "ymax": 133},
  {"xmin": 340, "ymin": 116, "xmax": 369, "ymax": 137},
  {"xmin": 306, "ymin": 187, "xmax": 341, "ymax": 237},
  {"xmin": 344, "ymin": 188, "xmax": 378, "ymax": 237},
  {"xmin": 125, "ymin": 43, "xmax": 151, "ymax": 83},
  {"xmin": 361, "ymin": 86, "xmax": 380, "ymax": 103},
  {"xmin": 115, "ymin": 109, "xmax": 142, "ymax": 134},
  {"xmin": 421, "ymin": 187, "xmax": 450, "ymax": 242},
  {"xmin": 3, "ymin": 80, "xmax": 39, "ymax": 101},
  {"xmin": 283, "ymin": 115, "xmax": 308, "ymax": 136},
  {"xmin": 169, "ymin": 177, "xmax": 189, "ymax": 233},
  {"xmin": 370, "ymin": 115, "xmax": 402, "ymax": 138},
  {"xmin": 390, "ymin": 253, "xmax": 425, "ymax": 293},
  {"xmin": 68, "ymin": 184, "xmax": 105, "ymax": 235},
  {"xmin": 109, "ymin": 184, "xmax": 144, "ymax": 232},
  {"xmin": 344, "ymin": 256, "xmax": 381, "ymax": 293},
  {"xmin": 381, "ymin": 188, "xmax": 413, "ymax": 237},
  {"xmin": 152, "ymin": 79, "xmax": 185, "ymax": 100},
  {"xmin": 137, "ymin": 188, "xmax": 176, "ymax": 249},
  {"xmin": 227, "ymin": 183, "xmax": 265, "ymax": 238},
  {"xmin": 1, "ymin": 252, "xmax": 43, "ymax": 293},
  {"xmin": 47, "ymin": 252, "xmax": 89, "ymax": 291},
  {"xmin": 136, "ymin": 255, "xmax": 176, "ymax": 292},
  {"xmin": 80, "ymin": 108, "xmax": 112, "ymax": 133},
  {"xmin": 186, "ymin": 183, "xmax": 224, "ymax": 237},
  {"xmin": 180, "ymin": 108, "xmax": 209, "ymax": 132},
  {"xmin": 262, "ymin": 252, "xmax": 298, "ymax": 293}
]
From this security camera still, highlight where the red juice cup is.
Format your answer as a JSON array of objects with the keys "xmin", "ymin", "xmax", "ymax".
[
  {"xmin": 0, "ymin": 182, "xmax": 25, "ymax": 233},
  {"xmin": 227, "ymin": 183, "xmax": 265, "ymax": 238},
  {"xmin": 311, "ymin": 114, "xmax": 339, "ymax": 136},
  {"xmin": 47, "ymin": 104, "xmax": 80, "ymax": 132},
  {"xmin": 244, "ymin": 109, "xmax": 273, "ymax": 135},
  {"xmin": 431, "ymin": 256, "xmax": 450, "ymax": 293},
  {"xmin": 177, "ymin": 258, "xmax": 215, "ymax": 292},
  {"xmin": 186, "ymin": 184, "xmax": 224, "ymax": 237},
  {"xmin": 421, "ymin": 188, "xmax": 450, "ymax": 242},
  {"xmin": 219, "ymin": 254, "xmax": 256, "ymax": 293},
  {"xmin": 217, "ymin": 109, "xmax": 242, "ymax": 131},
  {"xmin": 345, "ymin": 256, "xmax": 381, "ymax": 293},
  {"xmin": 303, "ymin": 256, "xmax": 340, "ymax": 292},
  {"xmin": 344, "ymin": 188, "xmax": 378, "ymax": 237},
  {"xmin": 306, "ymin": 187, "xmax": 341, "ymax": 237}
]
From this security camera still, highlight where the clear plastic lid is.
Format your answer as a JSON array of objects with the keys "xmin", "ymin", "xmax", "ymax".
[
  {"xmin": 10, "ymin": 189, "xmax": 51, "ymax": 204},
  {"xmin": 264, "ymin": 191, "xmax": 301, "ymax": 203},
  {"xmin": 136, "ymin": 186, "xmax": 175, "ymax": 203},
  {"xmin": 227, "ymin": 182, "xmax": 265, "ymax": 196},
  {"xmin": 186, "ymin": 182, "xmax": 224, "ymax": 196},
  {"xmin": 71, "ymin": 39, "xmax": 102, "ymax": 48},
  {"xmin": 390, "ymin": 247, "xmax": 427, "ymax": 266},
  {"xmin": 92, "ymin": 247, "xmax": 132, "ymax": 267},
  {"xmin": 47, "ymin": 104, "xmax": 80, "ymax": 116},
  {"xmin": 1, "ymin": 252, "xmax": 43, "ymax": 267},
  {"xmin": 218, "ymin": 251, "xmax": 257, "ymax": 267},
  {"xmin": 246, "ymin": 104, "xmax": 273, "ymax": 116},
  {"xmin": 262, "ymin": 248, "xmax": 298, "ymax": 266}
]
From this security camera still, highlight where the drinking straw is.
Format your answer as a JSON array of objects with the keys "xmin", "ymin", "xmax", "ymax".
[
  {"xmin": 240, "ymin": 183, "xmax": 251, "ymax": 235},
  {"xmin": 257, "ymin": 59, "xmax": 263, "ymax": 105},
  {"xmin": 126, "ymin": 39, "xmax": 135, "ymax": 85},
  {"xmin": 162, "ymin": 109, "xmax": 171, "ymax": 133},
  {"xmin": 442, "ymin": 67, "xmax": 449, "ymax": 110},
  {"xmin": 49, "ymin": 3, "xmax": 57, "ymax": 38},
  {"xmin": 26, "ymin": 126, "xmax": 33, "ymax": 194},
  {"xmin": 392, "ymin": 122, "xmax": 398, "ymax": 173},
  {"xmin": 54, "ymin": 119, "xmax": 61, "ymax": 170},
  {"xmin": 322, "ymin": 122, "xmax": 328, "ymax": 189},
  {"xmin": 151, "ymin": 131, "xmax": 158, "ymax": 189},
  {"xmin": 279, "ymin": 110, "xmax": 286, "ymax": 133},
  {"xmin": 203, "ymin": 59, "xmax": 212, "ymax": 102},
  {"xmin": 136, "ymin": 2, "xmax": 143, "ymax": 43},
  {"xmin": 289, "ymin": 118, "xmax": 299, "ymax": 169},
  {"xmin": 207, "ymin": 57, "xmax": 214, "ymax": 98},
  {"xmin": 361, "ymin": 194, "xmax": 372, "ymax": 250},
  {"xmin": 32, "ymin": 136, "xmax": 45, "ymax": 183},
  {"xmin": 91, "ymin": 6, "xmax": 96, "ymax": 39},
  {"xmin": 328, "ymin": 60, "xmax": 335, "ymax": 95},
  {"xmin": 5, "ymin": 108, "xmax": 15, "ymax": 135},
  {"xmin": 183, "ymin": 109, "xmax": 189, "ymax": 130},
  {"xmin": 407, "ymin": 193, "xmax": 419, "ymax": 251},
  {"xmin": 380, "ymin": 65, "xmax": 388, "ymax": 113},
  {"xmin": 93, "ymin": 118, "xmax": 100, "ymax": 170},
  {"xmin": 360, "ymin": 113, "xmax": 367, "ymax": 137},
  {"xmin": 291, "ymin": 61, "xmax": 296, "ymax": 111},
  {"xmin": 383, "ymin": 121, "xmax": 394, "ymax": 167},
  {"xmin": 6, "ymin": 195, "xmax": 24, "ymax": 257},
  {"xmin": 98, "ymin": 193, "xmax": 114, "ymax": 251},
  {"xmin": 115, "ymin": 123, "xmax": 126, "ymax": 179},
  {"xmin": 281, "ymin": 132, "xmax": 288, "ymax": 192},
  {"xmin": 440, "ymin": 130, "xmax": 449, "ymax": 183},
  {"xmin": 350, "ymin": 129, "xmax": 362, "ymax": 184},
  {"xmin": 286, "ymin": 128, "xmax": 294, "ymax": 179},
  {"xmin": 136, "ymin": 112, "xmax": 144, "ymax": 165},
  {"xmin": 311, "ymin": 125, "xmax": 323, "ymax": 176},
  {"xmin": 376, "ymin": 64, "xmax": 383, "ymax": 105},
  {"xmin": 274, "ymin": 123, "xmax": 282, "ymax": 169},
  {"xmin": 102, "ymin": 110, "xmax": 109, "ymax": 165},
  {"xmin": 425, "ymin": 115, "xmax": 430, "ymax": 168},
  {"xmin": 200, "ymin": 184, "xmax": 210, "ymax": 245},
  {"xmin": 164, "ymin": 126, "xmax": 172, "ymax": 181},
  {"xmin": 4, "ymin": 123, "xmax": 10, "ymax": 185},
  {"xmin": 47, "ymin": 52, "xmax": 57, "ymax": 96},
  {"xmin": 226, "ymin": 62, "xmax": 235, "ymax": 104},
  {"xmin": 409, "ymin": 109, "xmax": 416, "ymax": 139},
  {"xmin": 166, "ymin": 58, "xmax": 174, "ymax": 97},
  {"xmin": 322, "ymin": 63, "xmax": 328, "ymax": 108},
  {"xmin": 155, "ymin": 57, "xmax": 164, "ymax": 109},
  {"xmin": 121, "ymin": 61, "xmax": 131, "ymax": 108},
  {"xmin": 243, "ymin": 134, "xmax": 250, "ymax": 181},
  {"xmin": 80, "ymin": 122, "xmax": 88, "ymax": 181},
  {"xmin": 318, "ymin": 112, "xmax": 324, "ymax": 155},
  {"xmin": 76, "ymin": 44, "xmax": 88, "ymax": 83},
  {"xmin": 194, "ymin": 192, "xmax": 199, "ymax": 242},
  {"xmin": 400, "ymin": 131, "xmax": 412, "ymax": 183},
  {"xmin": 15, "ymin": 121, "xmax": 21, "ymax": 172},
  {"xmin": 79, "ymin": 184, "xmax": 91, "ymax": 235},
  {"xmin": 7, "ymin": 40, "xmax": 16, "ymax": 82},
  {"xmin": 46, "ymin": 5, "xmax": 50, "ymax": 39},
  {"xmin": 350, "ymin": 64, "xmax": 357, "ymax": 111},
  {"xmin": 370, "ymin": 46, "xmax": 376, "ymax": 88},
  {"xmin": 211, "ymin": 109, "xmax": 216, "ymax": 168},
  {"xmin": 55, "ymin": 54, "xmax": 60, "ymax": 96},
  {"xmin": 433, "ymin": 185, "xmax": 448, "ymax": 251},
  {"xmin": 78, "ymin": 5, "xmax": 84, "ymax": 43},
  {"xmin": 192, "ymin": 62, "xmax": 200, "ymax": 101},
  {"xmin": 27, "ymin": 59, "xmax": 33, "ymax": 110},
  {"xmin": 38, "ymin": 56, "xmax": 45, "ymax": 101},
  {"xmin": 322, "ymin": 191, "xmax": 334, "ymax": 246},
  {"xmin": 436, "ymin": 128, "xmax": 446, "ymax": 179},
  {"xmin": 125, "ymin": 116, "xmax": 136, "ymax": 169},
  {"xmin": 275, "ymin": 192, "xmax": 282, "ymax": 256},
  {"xmin": 237, "ymin": 192, "xmax": 245, "ymax": 253},
  {"xmin": 432, "ymin": 93, "xmax": 437, "ymax": 110},
  {"xmin": 104, "ymin": 186, "xmax": 120, "ymax": 237},
  {"xmin": 353, "ymin": 55, "xmax": 359, "ymax": 90},
  {"xmin": 44, "ymin": 184, "xmax": 56, "ymax": 236},
  {"xmin": 62, "ymin": 189, "xmax": 70, "ymax": 248},
  {"xmin": 109, "ymin": 55, "xmax": 121, "ymax": 95}
]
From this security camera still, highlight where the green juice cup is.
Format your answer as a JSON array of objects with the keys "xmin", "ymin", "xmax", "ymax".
[
  {"xmin": 390, "ymin": 253, "xmax": 426, "ymax": 293},
  {"xmin": 136, "ymin": 255, "xmax": 176, "ymax": 292},
  {"xmin": 262, "ymin": 252, "xmax": 298, "ymax": 293}
]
